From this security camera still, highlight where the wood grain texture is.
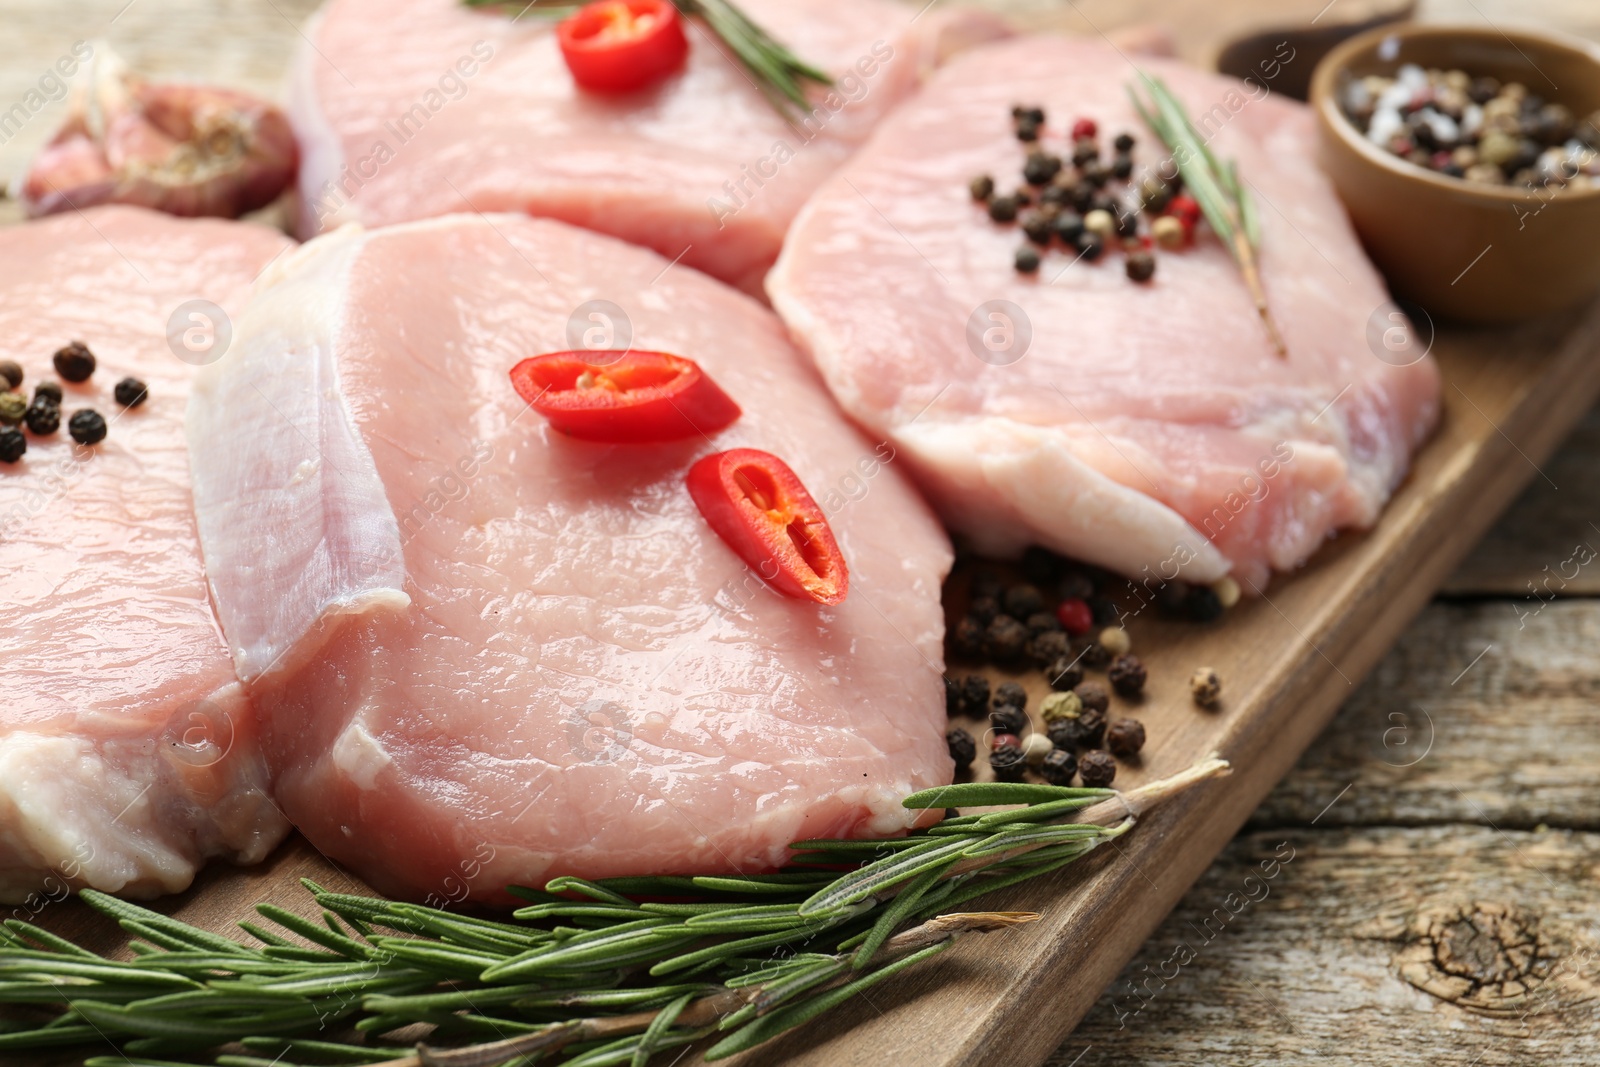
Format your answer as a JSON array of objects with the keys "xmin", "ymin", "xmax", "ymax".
[{"xmin": 3, "ymin": 2, "xmax": 1600, "ymax": 1066}]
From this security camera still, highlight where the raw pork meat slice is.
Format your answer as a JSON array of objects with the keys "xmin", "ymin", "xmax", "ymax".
[
  {"xmin": 290, "ymin": 0, "xmax": 1009, "ymax": 292},
  {"xmin": 768, "ymin": 36, "xmax": 1442, "ymax": 590},
  {"xmin": 0, "ymin": 207, "xmax": 291, "ymax": 904},
  {"xmin": 187, "ymin": 214, "xmax": 953, "ymax": 904}
]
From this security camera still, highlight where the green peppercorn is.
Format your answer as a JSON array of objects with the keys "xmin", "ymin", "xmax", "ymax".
[
  {"xmin": 1039, "ymin": 691, "xmax": 1082, "ymax": 724},
  {"xmin": 1126, "ymin": 249, "xmax": 1157, "ymax": 283},
  {"xmin": 0, "ymin": 427, "xmax": 24, "ymax": 463},
  {"xmin": 990, "ymin": 704, "xmax": 1028, "ymax": 738},
  {"xmin": 34, "ymin": 381, "xmax": 63, "ymax": 405},
  {"xmin": 1078, "ymin": 749, "xmax": 1117, "ymax": 787},
  {"xmin": 1106, "ymin": 718, "xmax": 1146, "ymax": 757},
  {"xmin": 1138, "ymin": 175, "xmax": 1173, "ymax": 213},
  {"xmin": 1023, "ymin": 152, "xmax": 1063, "ymax": 186},
  {"xmin": 1108, "ymin": 653, "xmax": 1147, "ymax": 697},
  {"xmin": 990, "ymin": 743, "xmax": 1028, "ymax": 782},
  {"xmin": 1014, "ymin": 247, "xmax": 1041, "ymax": 274},
  {"xmin": 0, "ymin": 360, "xmax": 21, "ymax": 390},
  {"xmin": 114, "ymin": 377, "xmax": 148, "ymax": 408},
  {"xmin": 24, "ymin": 398, "xmax": 59, "ymax": 436},
  {"xmin": 970, "ymin": 174, "xmax": 996, "ymax": 201},
  {"xmin": 53, "ymin": 341, "xmax": 96, "ymax": 383},
  {"xmin": 988, "ymin": 195, "xmax": 1021, "ymax": 223},
  {"xmin": 985, "ymin": 615, "xmax": 1029, "ymax": 664},
  {"xmin": 1113, "ymin": 131, "xmax": 1136, "ymax": 153},
  {"xmin": 0, "ymin": 392, "xmax": 25, "ymax": 425},
  {"xmin": 68, "ymin": 408, "xmax": 107, "ymax": 446},
  {"xmin": 946, "ymin": 727, "xmax": 977, "ymax": 771},
  {"xmin": 1040, "ymin": 747, "xmax": 1077, "ymax": 785}
]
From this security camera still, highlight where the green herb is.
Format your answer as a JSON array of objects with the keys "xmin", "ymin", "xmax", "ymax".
[
  {"xmin": 0, "ymin": 759, "xmax": 1226, "ymax": 1066},
  {"xmin": 462, "ymin": 0, "xmax": 832, "ymax": 117},
  {"xmin": 1130, "ymin": 72, "xmax": 1287, "ymax": 357}
]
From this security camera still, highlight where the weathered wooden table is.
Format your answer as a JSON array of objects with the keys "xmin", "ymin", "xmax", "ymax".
[{"xmin": 2, "ymin": 1, "xmax": 1597, "ymax": 1064}]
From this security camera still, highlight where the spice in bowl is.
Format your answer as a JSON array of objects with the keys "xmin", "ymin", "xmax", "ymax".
[{"xmin": 1341, "ymin": 64, "xmax": 1600, "ymax": 189}]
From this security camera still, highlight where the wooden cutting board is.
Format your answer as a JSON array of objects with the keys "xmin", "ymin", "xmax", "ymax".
[{"xmin": 21, "ymin": 301, "xmax": 1600, "ymax": 1067}]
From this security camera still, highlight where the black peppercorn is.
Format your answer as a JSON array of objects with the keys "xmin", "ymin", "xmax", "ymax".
[
  {"xmin": 24, "ymin": 398, "xmax": 60, "ymax": 436},
  {"xmin": 1069, "ymin": 182, "xmax": 1096, "ymax": 213},
  {"xmin": 1106, "ymin": 718, "xmax": 1146, "ymax": 758},
  {"xmin": 1126, "ymin": 249, "xmax": 1157, "ymax": 283},
  {"xmin": 970, "ymin": 174, "xmax": 996, "ymax": 201},
  {"xmin": 968, "ymin": 595, "xmax": 1000, "ymax": 626},
  {"xmin": 946, "ymin": 727, "xmax": 977, "ymax": 771},
  {"xmin": 990, "ymin": 743, "xmax": 1028, "ymax": 782},
  {"xmin": 1040, "ymin": 183, "xmax": 1072, "ymax": 208},
  {"xmin": 1021, "ymin": 211, "xmax": 1055, "ymax": 246},
  {"xmin": 1114, "ymin": 210, "xmax": 1140, "ymax": 240},
  {"xmin": 1025, "ymin": 611, "xmax": 1061, "ymax": 636},
  {"xmin": 1108, "ymin": 654, "xmax": 1147, "ymax": 697},
  {"xmin": 0, "ymin": 360, "xmax": 20, "ymax": 390},
  {"xmin": 1002, "ymin": 583, "xmax": 1044, "ymax": 619},
  {"xmin": 69, "ymin": 408, "xmax": 108, "ymax": 445},
  {"xmin": 1075, "ymin": 682, "xmax": 1109, "ymax": 715},
  {"xmin": 1078, "ymin": 749, "xmax": 1117, "ymax": 787},
  {"xmin": 0, "ymin": 427, "xmax": 24, "ymax": 463},
  {"xmin": 53, "ymin": 341, "xmax": 96, "ymax": 383},
  {"xmin": 1056, "ymin": 569, "xmax": 1095, "ymax": 601},
  {"xmin": 1046, "ymin": 656, "xmax": 1084, "ymax": 692},
  {"xmin": 1040, "ymin": 747, "xmax": 1077, "ymax": 785},
  {"xmin": 1014, "ymin": 247, "xmax": 1041, "ymax": 274},
  {"xmin": 985, "ymin": 615, "xmax": 1029, "ymax": 664},
  {"xmin": 1111, "ymin": 154, "xmax": 1133, "ymax": 180},
  {"xmin": 1184, "ymin": 584, "xmax": 1224, "ymax": 622},
  {"xmin": 34, "ymin": 381, "xmax": 63, "ymax": 405},
  {"xmin": 1078, "ymin": 639, "xmax": 1110, "ymax": 668},
  {"xmin": 950, "ymin": 616, "xmax": 986, "ymax": 660},
  {"xmin": 960, "ymin": 675, "xmax": 991, "ymax": 716},
  {"xmin": 1027, "ymin": 629, "xmax": 1071, "ymax": 668},
  {"xmin": 992, "ymin": 680, "xmax": 1027, "ymax": 711},
  {"xmin": 1074, "ymin": 232, "xmax": 1105, "ymax": 261},
  {"xmin": 990, "ymin": 704, "xmax": 1028, "ymax": 738},
  {"xmin": 1155, "ymin": 579, "xmax": 1192, "ymax": 617},
  {"xmin": 1088, "ymin": 595, "xmax": 1119, "ymax": 625},
  {"xmin": 1468, "ymin": 76, "xmax": 1499, "ymax": 104},
  {"xmin": 1071, "ymin": 138, "xmax": 1099, "ymax": 167},
  {"xmin": 1113, "ymin": 131, "xmax": 1136, "ymax": 153},
  {"xmin": 945, "ymin": 676, "xmax": 963, "ymax": 716},
  {"xmin": 1082, "ymin": 161, "xmax": 1111, "ymax": 188},
  {"xmin": 1021, "ymin": 545, "xmax": 1061, "ymax": 584},
  {"xmin": 988, "ymin": 195, "xmax": 1021, "ymax": 223},
  {"xmin": 1023, "ymin": 152, "xmax": 1063, "ymax": 186},
  {"xmin": 114, "ymin": 377, "xmax": 149, "ymax": 408},
  {"xmin": 1054, "ymin": 211, "xmax": 1085, "ymax": 243},
  {"xmin": 1045, "ymin": 703, "xmax": 1104, "ymax": 749},
  {"xmin": 1016, "ymin": 119, "xmax": 1040, "ymax": 142},
  {"xmin": 971, "ymin": 571, "xmax": 1004, "ymax": 599}
]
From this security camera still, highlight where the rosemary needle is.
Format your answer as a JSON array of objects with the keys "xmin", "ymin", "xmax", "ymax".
[{"xmin": 0, "ymin": 759, "xmax": 1228, "ymax": 1067}]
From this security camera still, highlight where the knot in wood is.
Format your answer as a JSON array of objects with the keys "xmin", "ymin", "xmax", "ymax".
[{"xmin": 1395, "ymin": 902, "xmax": 1556, "ymax": 1015}]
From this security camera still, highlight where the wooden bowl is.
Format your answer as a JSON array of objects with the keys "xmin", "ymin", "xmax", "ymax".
[{"xmin": 1309, "ymin": 23, "xmax": 1600, "ymax": 323}]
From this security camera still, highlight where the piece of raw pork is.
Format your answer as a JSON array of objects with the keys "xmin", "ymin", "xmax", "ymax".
[
  {"xmin": 0, "ymin": 207, "xmax": 291, "ymax": 904},
  {"xmin": 187, "ymin": 214, "xmax": 954, "ymax": 904},
  {"xmin": 767, "ymin": 36, "xmax": 1442, "ymax": 590},
  {"xmin": 289, "ymin": 0, "xmax": 1009, "ymax": 291}
]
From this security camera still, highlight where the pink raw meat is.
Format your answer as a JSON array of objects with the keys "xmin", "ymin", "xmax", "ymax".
[
  {"xmin": 0, "ymin": 207, "xmax": 291, "ymax": 903},
  {"xmin": 289, "ymin": 0, "xmax": 1009, "ymax": 292},
  {"xmin": 768, "ymin": 36, "xmax": 1443, "ymax": 590},
  {"xmin": 187, "ymin": 214, "xmax": 953, "ymax": 904}
]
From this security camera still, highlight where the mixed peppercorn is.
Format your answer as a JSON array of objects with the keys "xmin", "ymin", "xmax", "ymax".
[
  {"xmin": 942, "ymin": 544, "xmax": 1229, "ymax": 787},
  {"xmin": 0, "ymin": 341, "xmax": 144, "ymax": 465},
  {"xmin": 1342, "ymin": 65, "xmax": 1600, "ymax": 188},
  {"xmin": 971, "ymin": 105, "xmax": 1207, "ymax": 280}
]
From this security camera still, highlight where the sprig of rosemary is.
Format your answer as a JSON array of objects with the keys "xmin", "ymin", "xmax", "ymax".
[
  {"xmin": 1130, "ymin": 72, "xmax": 1287, "ymax": 358},
  {"xmin": 462, "ymin": 0, "xmax": 832, "ymax": 117},
  {"xmin": 0, "ymin": 759, "xmax": 1227, "ymax": 1067}
]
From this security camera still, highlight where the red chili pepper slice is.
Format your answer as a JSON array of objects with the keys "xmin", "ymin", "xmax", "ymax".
[
  {"xmin": 557, "ymin": 0, "xmax": 689, "ymax": 95},
  {"xmin": 687, "ymin": 449, "xmax": 849, "ymax": 605},
  {"xmin": 510, "ymin": 350, "xmax": 741, "ymax": 443}
]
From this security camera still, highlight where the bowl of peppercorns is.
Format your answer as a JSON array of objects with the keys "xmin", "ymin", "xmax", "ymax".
[{"xmin": 1310, "ymin": 23, "xmax": 1600, "ymax": 322}]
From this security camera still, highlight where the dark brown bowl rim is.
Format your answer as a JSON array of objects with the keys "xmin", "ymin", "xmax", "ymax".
[{"xmin": 1309, "ymin": 22, "xmax": 1600, "ymax": 204}]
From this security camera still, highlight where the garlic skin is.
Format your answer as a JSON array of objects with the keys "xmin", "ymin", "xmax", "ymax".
[{"xmin": 21, "ymin": 47, "xmax": 298, "ymax": 220}]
